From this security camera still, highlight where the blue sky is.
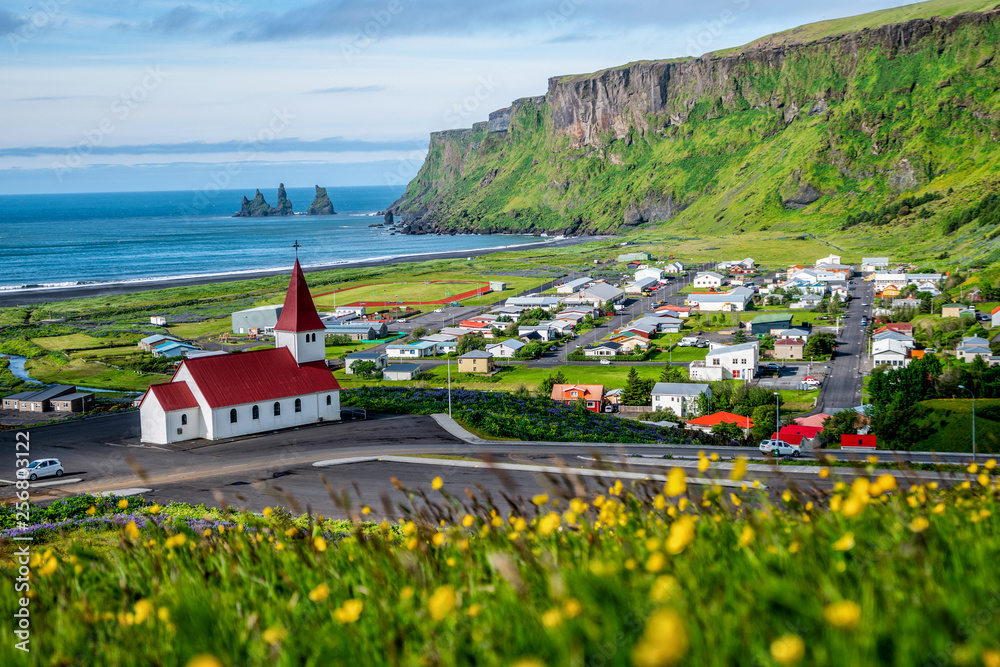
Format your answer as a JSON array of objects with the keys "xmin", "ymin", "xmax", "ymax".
[{"xmin": 1, "ymin": 0, "xmax": 919, "ymax": 194}]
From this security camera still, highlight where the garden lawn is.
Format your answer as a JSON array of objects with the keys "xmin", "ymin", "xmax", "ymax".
[
  {"xmin": 69, "ymin": 346, "xmax": 146, "ymax": 360},
  {"xmin": 776, "ymin": 388, "xmax": 820, "ymax": 413},
  {"xmin": 31, "ymin": 333, "xmax": 137, "ymax": 351},
  {"xmin": 648, "ymin": 346, "xmax": 708, "ymax": 362},
  {"xmin": 167, "ymin": 318, "xmax": 232, "ymax": 339},
  {"xmin": 25, "ymin": 356, "xmax": 169, "ymax": 391}
]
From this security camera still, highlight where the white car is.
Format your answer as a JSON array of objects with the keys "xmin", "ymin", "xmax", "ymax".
[
  {"xmin": 19, "ymin": 458, "xmax": 65, "ymax": 481},
  {"xmin": 759, "ymin": 440, "xmax": 801, "ymax": 457},
  {"xmin": 434, "ymin": 309, "xmax": 444, "ymax": 313},
  {"xmin": 599, "ymin": 359, "xmax": 612, "ymax": 365}
]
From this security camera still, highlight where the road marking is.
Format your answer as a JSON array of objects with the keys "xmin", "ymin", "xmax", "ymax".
[
  {"xmin": 313, "ymin": 455, "xmax": 762, "ymax": 489},
  {"xmin": 95, "ymin": 487, "xmax": 152, "ymax": 497},
  {"xmin": 30, "ymin": 477, "xmax": 83, "ymax": 488}
]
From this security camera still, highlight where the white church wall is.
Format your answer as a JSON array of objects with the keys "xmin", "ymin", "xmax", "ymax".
[{"xmin": 209, "ymin": 391, "xmax": 340, "ymax": 439}]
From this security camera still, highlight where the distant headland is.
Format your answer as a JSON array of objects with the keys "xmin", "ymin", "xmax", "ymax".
[{"xmin": 233, "ymin": 184, "xmax": 336, "ymax": 217}]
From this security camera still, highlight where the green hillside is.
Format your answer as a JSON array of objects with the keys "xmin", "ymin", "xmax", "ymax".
[{"xmin": 392, "ymin": 1, "xmax": 1000, "ymax": 266}]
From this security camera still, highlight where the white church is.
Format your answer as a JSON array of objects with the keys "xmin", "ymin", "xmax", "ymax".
[{"xmin": 139, "ymin": 260, "xmax": 341, "ymax": 444}]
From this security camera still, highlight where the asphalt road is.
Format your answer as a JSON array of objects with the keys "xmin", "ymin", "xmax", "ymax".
[
  {"xmin": 0, "ymin": 411, "xmax": 979, "ymax": 519},
  {"xmin": 815, "ymin": 280, "xmax": 874, "ymax": 413}
]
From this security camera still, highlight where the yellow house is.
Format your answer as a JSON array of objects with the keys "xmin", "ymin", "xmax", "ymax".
[
  {"xmin": 457, "ymin": 350, "xmax": 495, "ymax": 374},
  {"xmin": 880, "ymin": 285, "xmax": 901, "ymax": 298}
]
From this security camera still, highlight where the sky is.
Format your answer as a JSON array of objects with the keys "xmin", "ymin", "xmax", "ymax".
[{"xmin": 0, "ymin": 0, "xmax": 921, "ymax": 195}]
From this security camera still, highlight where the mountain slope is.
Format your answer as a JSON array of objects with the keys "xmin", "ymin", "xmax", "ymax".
[{"xmin": 390, "ymin": 1, "xmax": 1000, "ymax": 264}]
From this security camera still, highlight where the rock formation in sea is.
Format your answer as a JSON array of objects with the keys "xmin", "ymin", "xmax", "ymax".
[
  {"xmin": 307, "ymin": 185, "xmax": 336, "ymax": 215},
  {"xmin": 272, "ymin": 183, "xmax": 293, "ymax": 215},
  {"xmin": 383, "ymin": 210, "xmax": 394, "ymax": 224},
  {"xmin": 234, "ymin": 190, "xmax": 274, "ymax": 217}
]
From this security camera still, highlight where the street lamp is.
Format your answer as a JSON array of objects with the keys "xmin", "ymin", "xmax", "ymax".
[
  {"xmin": 957, "ymin": 384, "xmax": 977, "ymax": 462},
  {"xmin": 773, "ymin": 391, "xmax": 780, "ymax": 439}
]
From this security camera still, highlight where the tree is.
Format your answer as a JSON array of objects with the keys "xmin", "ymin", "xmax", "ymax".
[
  {"xmin": 659, "ymin": 364, "xmax": 684, "ymax": 383},
  {"xmin": 751, "ymin": 404, "xmax": 778, "ymax": 442},
  {"xmin": 639, "ymin": 407, "xmax": 680, "ymax": 422},
  {"xmin": 711, "ymin": 421, "xmax": 743, "ymax": 441},
  {"xmin": 805, "ymin": 332, "xmax": 836, "ymax": 358},
  {"xmin": 696, "ymin": 390, "xmax": 712, "ymax": 417},
  {"xmin": 621, "ymin": 367, "xmax": 655, "ymax": 406},
  {"xmin": 410, "ymin": 326, "xmax": 427, "ymax": 340},
  {"xmin": 819, "ymin": 410, "xmax": 861, "ymax": 446},
  {"xmin": 759, "ymin": 334, "xmax": 775, "ymax": 351},
  {"xmin": 517, "ymin": 342, "xmax": 544, "ymax": 359},
  {"xmin": 574, "ymin": 397, "xmax": 590, "ymax": 414},
  {"xmin": 457, "ymin": 334, "xmax": 487, "ymax": 355},
  {"xmin": 350, "ymin": 360, "xmax": 379, "ymax": 379},
  {"xmin": 733, "ymin": 329, "xmax": 748, "ymax": 344},
  {"xmin": 537, "ymin": 370, "xmax": 567, "ymax": 399}
]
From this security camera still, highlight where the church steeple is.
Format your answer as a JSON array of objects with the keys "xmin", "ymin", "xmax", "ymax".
[{"xmin": 274, "ymin": 258, "xmax": 326, "ymax": 364}]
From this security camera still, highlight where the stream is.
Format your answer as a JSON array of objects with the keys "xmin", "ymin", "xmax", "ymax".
[{"xmin": 2, "ymin": 354, "xmax": 135, "ymax": 394}]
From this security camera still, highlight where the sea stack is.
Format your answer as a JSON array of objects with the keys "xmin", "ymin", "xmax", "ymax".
[
  {"xmin": 384, "ymin": 210, "xmax": 394, "ymax": 225},
  {"xmin": 234, "ymin": 190, "xmax": 273, "ymax": 217},
  {"xmin": 307, "ymin": 185, "xmax": 336, "ymax": 215},
  {"xmin": 272, "ymin": 183, "xmax": 293, "ymax": 215}
]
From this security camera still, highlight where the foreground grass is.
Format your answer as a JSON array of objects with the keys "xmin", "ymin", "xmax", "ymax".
[{"xmin": 1, "ymin": 465, "xmax": 999, "ymax": 666}]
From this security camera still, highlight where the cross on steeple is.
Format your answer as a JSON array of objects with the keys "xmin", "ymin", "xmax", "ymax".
[{"xmin": 292, "ymin": 240, "xmax": 302, "ymax": 260}]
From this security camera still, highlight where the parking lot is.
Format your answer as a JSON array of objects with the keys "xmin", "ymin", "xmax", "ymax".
[{"xmin": 754, "ymin": 362, "xmax": 829, "ymax": 390}]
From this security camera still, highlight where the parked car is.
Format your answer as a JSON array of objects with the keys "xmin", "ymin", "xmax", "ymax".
[
  {"xmin": 765, "ymin": 362, "xmax": 784, "ymax": 370},
  {"xmin": 19, "ymin": 458, "xmax": 64, "ymax": 481},
  {"xmin": 599, "ymin": 359, "xmax": 612, "ymax": 365},
  {"xmin": 759, "ymin": 440, "xmax": 801, "ymax": 457},
  {"xmin": 802, "ymin": 377, "xmax": 822, "ymax": 387}
]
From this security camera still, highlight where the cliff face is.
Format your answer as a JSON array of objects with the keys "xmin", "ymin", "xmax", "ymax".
[{"xmin": 389, "ymin": 9, "xmax": 1000, "ymax": 239}]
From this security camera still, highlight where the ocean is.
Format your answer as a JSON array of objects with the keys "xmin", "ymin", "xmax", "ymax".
[{"xmin": 0, "ymin": 186, "xmax": 545, "ymax": 291}]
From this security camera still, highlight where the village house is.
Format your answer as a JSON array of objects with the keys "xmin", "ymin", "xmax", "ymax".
[
  {"xmin": 343, "ymin": 351, "xmax": 388, "ymax": 374},
  {"xmin": 686, "ymin": 411, "xmax": 753, "ymax": 434},
  {"xmin": 3, "ymin": 385, "xmax": 94, "ymax": 413},
  {"xmin": 942, "ymin": 304, "xmax": 974, "ymax": 318},
  {"xmin": 861, "ymin": 257, "xmax": 890, "ymax": 274},
  {"xmin": 382, "ymin": 364, "xmax": 421, "ymax": 381},
  {"xmin": 749, "ymin": 313, "xmax": 794, "ymax": 338},
  {"xmin": 635, "ymin": 267, "xmax": 665, "ymax": 282},
  {"xmin": 556, "ymin": 277, "xmax": 592, "ymax": 294},
  {"xmin": 689, "ymin": 341, "xmax": 759, "ymax": 381},
  {"xmin": 561, "ymin": 282, "xmax": 625, "ymax": 308},
  {"xmin": 152, "ymin": 341, "xmax": 201, "ymax": 358},
  {"xmin": 324, "ymin": 322, "xmax": 389, "ymax": 340},
  {"xmin": 610, "ymin": 336, "xmax": 649, "ymax": 353},
  {"xmin": 664, "ymin": 261, "xmax": 685, "ymax": 274},
  {"xmin": 457, "ymin": 350, "xmax": 495, "ymax": 374},
  {"xmin": 617, "ymin": 251, "xmax": 651, "ymax": 263},
  {"xmin": 790, "ymin": 294, "xmax": 823, "ymax": 309},
  {"xmin": 231, "ymin": 304, "xmax": 283, "ymax": 334},
  {"xmin": 872, "ymin": 339, "xmax": 915, "ymax": 367},
  {"xmin": 505, "ymin": 296, "xmax": 562, "ymax": 310},
  {"xmin": 774, "ymin": 338, "xmax": 805, "ymax": 360},
  {"xmin": 625, "ymin": 277, "xmax": 659, "ymax": 294},
  {"xmin": 655, "ymin": 304, "xmax": 691, "ymax": 318},
  {"xmin": 583, "ymin": 341, "xmax": 622, "ymax": 357},
  {"xmin": 692, "ymin": 271, "xmax": 724, "ymax": 289},
  {"xmin": 651, "ymin": 383, "xmax": 710, "ymax": 418},
  {"xmin": 775, "ymin": 328, "xmax": 811, "ymax": 341},
  {"xmin": 139, "ymin": 260, "xmax": 341, "ymax": 445},
  {"xmin": 993, "ymin": 305, "xmax": 1000, "ymax": 327},
  {"xmin": 956, "ymin": 336, "xmax": 997, "ymax": 364},
  {"xmin": 485, "ymin": 339, "xmax": 526, "ymax": 358},
  {"xmin": 685, "ymin": 287, "xmax": 754, "ymax": 312},
  {"xmin": 550, "ymin": 384, "xmax": 605, "ymax": 413},
  {"xmin": 386, "ymin": 341, "xmax": 438, "ymax": 359},
  {"xmin": 518, "ymin": 324, "xmax": 555, "ymax": 341},
  {"xmin": 139, "ymin": 334, "xmax": 180, "ymax": 352}
]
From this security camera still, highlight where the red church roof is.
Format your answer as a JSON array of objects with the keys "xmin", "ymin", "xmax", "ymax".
[
  {"xmin": 273, "ymin": 259, "xmax": 325, "ymax": 332},
  {"xmin": 140, "ymin": 382, "xmax": 199, "ymax": 411},
  {"xmin": 177, "ymin": 347, "xmax": 340, "ymax": 409}
]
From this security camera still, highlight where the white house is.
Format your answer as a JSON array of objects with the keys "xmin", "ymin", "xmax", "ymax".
[
  {"xmin": 816, "ymin": 254, "xmax": 842, "ymax": 266},
  {"xmin": 344, "ymin": 351, "xmax": 388, "ymax": 374},
  {"xmin": 685, "ymin": 287, "xmax": 754, "ymax": 312},
  {"xmin": 383, "ymin": 364, "xmax": 421, "ymax": 381},
  {"xmin": 583, "ymin": 342, "xmax": 621, "ymax": 357},
  {"xmin": 506, "ymin": 296, "xmax": 563, "ymax": 310},
  {"xmin": 635, "ymin": 267, "xmax": 665, "ymax": 282},
  {"xmin": 664, "ymin": 261, "xmax": 685, "ymax": 274},
  {"xmin": 139, "ymin": 260, "xmax": 341, "ymax": 445},
  {"xmin": 956, "ymin": 336, "xmax": 995, "ymax": 363},
  {"xmin": 625, "ymin": 277, "xmax": 660, "ymax": 294},
  {"xmin": 518, "ymin": 325, "xmax": 555, "ymax": 341},
  {"xmin": 562, "ymin": 282, "xmax": 625, "ymax": 307},
  {"xmin": 556, "ymin": 276, "xmax": 592, "ymax": 294},
  {"xmin": 861, "ymin": 257, "xmax": 889, "ymax": 273},
  {"xmin": 993, "ymin": 305, "xmax": 1000, "ymax": 327},
  {"xmin": 872, "ymin": 339, "xmax": 913, "ymax": 367},
  {"xmin": 486, "ymin": 339, "xmax": 526, "ymax": 358},
  {"xmin": 386, "ymin": 341, "xmax": 438, "ymax": 358},
  {"xmin": 652, "ymin": 383, "xmax": 710, "ymax": 418},
  {"xmin": 693, "ymin": 271, "xmax": 724, "ymax": 289},
  {"xmin": 689, "ymin": 341, "xmax": 759, "ymax": 381}
]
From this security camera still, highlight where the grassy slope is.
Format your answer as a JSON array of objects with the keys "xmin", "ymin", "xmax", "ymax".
[
  {"xmin": 914, "ymin": 398, "xmax": 1000, "ymax": 452},
  {"xmin": 395, "ymin": 1, "xmax": 1000, "ymax": 267}
]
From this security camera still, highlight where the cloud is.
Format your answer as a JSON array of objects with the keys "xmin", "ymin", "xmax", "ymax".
[
  {"xmin": 0, "ymin": 9, "xmax": 28, "ymax": 33},
  {"xmin": 305, "ymin": 85, "xmax": 387, "ymax": 94},
  {"xmin": 114, "ymin": 4, "xmax": 206, "ymax": 34},
  {"xmin": 0, "ymin": 136, "xmax": 427, "ymax": 158},
  {"xmin": 13, "ymin": 95, "xmax": 101, "ymax": 102}
]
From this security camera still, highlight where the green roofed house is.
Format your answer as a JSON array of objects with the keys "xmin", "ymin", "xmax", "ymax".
[{"xmin": 749, "ymin": 313, "xmax": 794, "ymax": 337}]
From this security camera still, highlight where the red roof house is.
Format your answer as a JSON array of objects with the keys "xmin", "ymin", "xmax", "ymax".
[
  {"xmin": 551, "ymin": 384, "xmax": 605, "ymax": 413},
  {"xmin": 769, "ymin": 425, "xmax": 823, "ymax": 446},
  {"xmin": 687, "ymin": 411, "xmax": 753, "ymax": 432}
]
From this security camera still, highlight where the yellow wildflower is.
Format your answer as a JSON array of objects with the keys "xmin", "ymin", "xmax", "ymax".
[
  {"xmin": 631, "ymin": 609, "xmax": 689, "ymax": 667},
  {"xmin": 645, "ymin": 552, "xmax": 666, "ymax": 573},
  {"xmin": 730, "ymin": 493, "xmax": 742, "ymax": 507},
  {"xmin": 823, "ymin": 600, "xmax": 861, "ymax": 630},
  {"xmin": 650, "ymin": 575, "xmax": 678, "ymax": 602},
  {"xmin": 86, "ymin": 505, "xmax": 97, "ymax": 516},
  {"xmin": 400, "ymin": 586, "xmax": 414, "ymax": 600},
  {"xmin": 308, "ymin": 583, "xmax": 330, "ymax": 602},
  {"xmin": 538, "ymin": 512, "xmax": 561, "ymax": 536},
  {"xmin": 541, "ymin": 608, "xmax": 562, "ymax": 629},
  {"xmin": 361, "ymin": 506, "xmax": 370, "ymax": 515},
  {"xmin": 653, "ymin": 494, "xmax": 666, "ymax": 511},
  {"xmin": 125, "ymin": 521, "xmax": 140, "ymax": 540},
  {"xmin": 570, "ymin": 498, "xmax": 587, "ymax": 514},
  {"xmin": 832, "ymin": 532, "xmax": 855, "ymax": 551},
  {"xmin": 466, "ymin": 603, "xmax": 481, "ymax": 618},
  {"xmin": 314, "ymin": 536, "xmax": 327, "ymax": 552},
  {"xmin": 770, "ymin": 634, "xmax": 805, "ymax": 665},
  {"xmin": 118, "ymin": 498, "xmax": 129, "ymax": 510},
  {"xmin": 665, "ymin": 515, "xmax": 696, "ymax": 555},
  {"xmin": 737, "ymin": 525, "xmax": 755, "ymax": 548},
  {"xmin": 532, "ymin": 494, "xmax": 549, "ymax": 506},
  {"xmin": 431, "ymin": 476, "xmax": 443, "ymax": 490},
  {"xmin": 909, "ymin": 516, "xmax": 930, "ymax": 533},
  {"xmin": 666, "ymin": 468, "xmax": 687, "ymax": 497},
  {"xmin": 979, "ymin": 473, "xmax": 991, "ymax": 487},
  {"xmin": 164, "ymin": 534, "xmax": 187, "ymax": 549},
  {"xmin": 968, "ymin": 463, "xmax": 979, "ymax": 474},
  {"xmin": 262, "ymin": 507, "xmax": 273, "ymax": 517},
  {"xmin": 133, "ymin": 599, "xmax": 153, "ymax": 624},
  {"xmin": 698, "ymin": 456, "xmax": 710, "ymax": 473},
  {"xmin": 731, "ymin": 457, "xmax": 747, "ymax": 481},
  {"xmin": 333, "ymin": 599, "xmax": 363, "ymax": 624},
  {"xmin": 986, "ymin": 459, "xmax": 997, "ymax": 470},
  {"xmin": 932, "ymin": 503, "xmax": 945, "ymax": 515},
  {"xmin": 262, "ymin": 626, "xmax": 287, "ymax": 643},
  {"xmin": 428, "ymin": 585, "xmax": 457, "ymax": 621},
  {"xmin": 148, "ymin": 504, "xmax": 160, "ymax": 515},
  {"xmin": 819, "ymin": 467, "xmax": 829, "ymax": 478},
  {"xmin": 431, "ymin": 533, "xmax": 445, "ymax": 546},
  {"xmin": 186, "ymin": 655, "xmax": 223, "ymax": 667},
  {"xmin": 462, "ymin": 514, "xmax": 475, "ymax": 527},
  {"xmin": 563, "ymin": 598, "xmax": 582, "ymax": 618},
  {"xmin": 982, "ymin": 649, "xmax": 1000, "ymax": 667},
  {"xmin": 782, "ymin": 490, "xmax": 792, "ymax": 503}
]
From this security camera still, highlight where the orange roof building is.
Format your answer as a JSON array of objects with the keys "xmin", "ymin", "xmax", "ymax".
[
  {"xmin": 686, "ymin": 411, "xmax": 753, "ymax": 432},
  {"xmin": 551, "ymin": 384, "xmax": 605, "ymax": 414}
]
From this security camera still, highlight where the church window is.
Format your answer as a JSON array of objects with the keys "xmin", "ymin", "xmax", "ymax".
[
  {"xmin": 295, "ymin": 398, "xmax": 302, "ymax": 413},
  {"xmin": 230, "ymin": 409, "xmax": 237, "ymax": 423},
  {"xmin": 326, "ymin": 395, "xmax": 332, "ymax": 406},
  {"xmin": 274, "ymin": 402, "xmax": 281, "ymax": 416},
  {"xmin": 181, "ymin": 414, "xmax": 187, "ymax": 425},
  {"xmin": 252, "ymin": 405, "xmax": 259, "ymax": 419}
]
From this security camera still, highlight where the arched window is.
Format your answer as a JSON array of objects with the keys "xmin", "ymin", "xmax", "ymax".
[
  {"xmin": 294, "ymin": 398, "xmax": 302, "ymax": 413},
  {"xmin": 230, "ymin": 409, "xmax": 237, "ymax": 423},
  {"xmin": 273, "ymin": 402, "xmax": 281, "ymax": 416},
  {"xmin": 326, "ymin": 395, "xmax": 331, "ymax": 406},
  {"xmin": 181, "ymin": 414, "xmax": 187, "ymax": 425},
  {"xmin": 252, "ymin": 405, "xmax": 259, "ymax": 420}
]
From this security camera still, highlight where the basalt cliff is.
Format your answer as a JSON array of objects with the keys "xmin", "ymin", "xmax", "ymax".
[{"xmin": 388, "ymin": 2, "xmax": 1000, "ymax": 257}]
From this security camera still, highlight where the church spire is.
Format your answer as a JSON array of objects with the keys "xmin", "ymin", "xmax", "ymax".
[{"xmin": 273, "ymin": 258, "xmax": 325, "ymax": 333}]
